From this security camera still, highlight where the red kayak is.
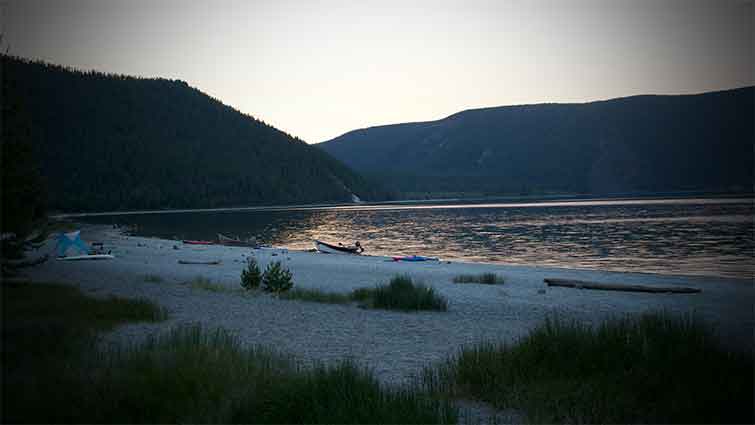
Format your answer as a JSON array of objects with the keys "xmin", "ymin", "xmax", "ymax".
[{"xmin": 182, "ymin": 240, "xmax": 215, "ymax": 245}]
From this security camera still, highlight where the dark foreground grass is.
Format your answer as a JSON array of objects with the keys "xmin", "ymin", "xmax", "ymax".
[
  {"xmin": 81, "ymin": 326, "xmax": 456, "ymax": 424},
  {"xmin": 2, "ymin": 282, "xmax": 167, "ymax": 335},
  {"xmin": 2, "ymin": 282, "xmax": 456, "ymax": 424},
  {"xmin": 422, "ymin": 312, "xmax": 753, "ymax": 424},
  {"xmin": 453, "ymin": 272, "xmax": 504, "ymax": 284},
  {"xmin": 2, "ymin": 282, "xmax": 168, "ymax": 423}
]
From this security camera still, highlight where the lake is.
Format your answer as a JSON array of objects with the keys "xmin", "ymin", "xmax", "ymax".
[{"xmin": 80, "ymin": 197, "xmax": 754, "ymax": 280}]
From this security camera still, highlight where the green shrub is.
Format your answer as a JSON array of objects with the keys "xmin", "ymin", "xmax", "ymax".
[
  {"xmin": 423, "ymin": 312, "xmax": 753, "ymax": 424},
  {"xmin": 452, "ymin": 273, "xmax": 503, "ymax": 284},
  {"xmin": 262, "ymin": 261, "xmax": 293, "ymax": 293},
  {"xmin": 240, "ymin": 256, "xmax": 262, "ymax": 290},
  {"xmin": 355, "ymin": 275, "xmax": 447, "ymax": 312}
]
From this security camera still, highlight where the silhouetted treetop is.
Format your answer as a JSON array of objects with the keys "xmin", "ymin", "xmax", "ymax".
[{"xmin": 2, "ymin": 55, "xmax": 388, "ymax": 212}]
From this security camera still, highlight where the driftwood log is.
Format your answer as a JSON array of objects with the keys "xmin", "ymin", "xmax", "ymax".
[
  {"xmin": 178, "ymin": 259, "xmax": 221, "ymax": 265},
  {"xmin": 1, "ymin": 254, "xmax": 49, "ymax": 269},
  {"xmin": 544, "ymin": 278, "xmax": 701, "ymax": 294}
]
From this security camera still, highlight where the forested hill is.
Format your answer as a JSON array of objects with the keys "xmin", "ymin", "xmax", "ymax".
[
  {"xmin": 318, "ymin": 88, "xmax": 754, "ymax": 197},
  {"xmin": 2, "ymin": 56, "xmax": 388, "ymax": 212}
]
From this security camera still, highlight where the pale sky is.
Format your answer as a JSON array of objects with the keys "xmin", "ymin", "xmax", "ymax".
[{"xmin": 3, "ymin": 0, "xmax": 752, "ymax": 143}]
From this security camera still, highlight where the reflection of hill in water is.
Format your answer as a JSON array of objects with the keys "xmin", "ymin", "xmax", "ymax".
[{"xmin": 84, "ymin": 198, "xmax": 754, "ymax": 280}]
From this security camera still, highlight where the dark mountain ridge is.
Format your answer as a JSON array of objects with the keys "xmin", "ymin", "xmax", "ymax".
[
  {"xmin": 319, "ymin": 87, "xmax": 753, "ymax": 197},
  {"xmin": 2, "ymin": 55, "xmax": 388, "ymax": 212}
]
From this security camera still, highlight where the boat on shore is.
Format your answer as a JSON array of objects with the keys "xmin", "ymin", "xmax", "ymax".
[
  {"xmin": 314, "ymin": 240, "xmax": 363, "ymax": 255},
  {"xmin": 182, "ymin": 240, "xmax": 214, "ymax": 245},
  {"xmin": 217, "ymin": 233, "xmax": 259, "ymax": 247}
]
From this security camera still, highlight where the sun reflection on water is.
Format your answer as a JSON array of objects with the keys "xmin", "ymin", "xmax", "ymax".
[{"xmin": 87, "ymin": 198, "xmax": 754, "ymax": 280}]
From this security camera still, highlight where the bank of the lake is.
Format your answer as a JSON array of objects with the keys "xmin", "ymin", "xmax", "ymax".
[
  {"xmin": 25, "ymin": 225, "xmax": 753, "ymax": 388},
  {"xmin": 76, "ymin": 196, "xmax": 754, "ymax": 280}
]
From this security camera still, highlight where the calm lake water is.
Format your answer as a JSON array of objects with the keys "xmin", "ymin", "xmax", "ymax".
[{"xmin": 82, "ymin": 197, "xmax": 754, "ymax": 280}]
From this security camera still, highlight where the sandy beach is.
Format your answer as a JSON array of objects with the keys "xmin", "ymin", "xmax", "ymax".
[{"xmin": 23, "ymin": 225, "xmax": 754, "ymax": 388}]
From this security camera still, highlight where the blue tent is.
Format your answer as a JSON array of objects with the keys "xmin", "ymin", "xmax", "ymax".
[{"xmin": 56, "ymin": 231, "xmax": 90, "ymax": 257}]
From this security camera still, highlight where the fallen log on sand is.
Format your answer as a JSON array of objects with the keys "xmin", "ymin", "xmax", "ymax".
[
  {"xmin": 2, "ymin": 254, "xmax": 50, "ymax": 268},
  {"xmin": 544, "ymin": 278, "xmax": 701, "ymax": 294},
  {"xmin": 178, "ymin": 259, "xmax": 221, "ymax": 265}
]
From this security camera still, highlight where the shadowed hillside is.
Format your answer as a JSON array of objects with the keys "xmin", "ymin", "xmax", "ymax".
[
  {"xmin": 319, "ymin": 88, "xmax": 753, "ymax": 198},
  {"xmin": 2, "ymin": 56, "xmax": 388, "ymax": 212}
]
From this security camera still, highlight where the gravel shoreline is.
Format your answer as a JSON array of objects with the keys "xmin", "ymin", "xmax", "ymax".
[{"xmin": 25, "ymin": 225, "xmax": 754, "ymax": 388}]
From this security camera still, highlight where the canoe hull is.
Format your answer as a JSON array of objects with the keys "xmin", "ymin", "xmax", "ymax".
[
  {"xmin": 392, "ymin": 255, "xmax": 439, "ymax": 262},
  {"xmin": 314, "ymin": 240, "xmax": 361, "ymax": 255},
  {"xmin": 183, "ymin": 240, "xmax": 214, "ymax": 245}
]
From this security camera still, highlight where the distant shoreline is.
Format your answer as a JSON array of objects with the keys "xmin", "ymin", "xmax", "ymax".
[
  {"xmin": 50, "ymin": 193, "xmax": 755, "ymax": 219},
  {"xmin": 53, "ymin": 192, "xmax": 753, "ymax": 218}
]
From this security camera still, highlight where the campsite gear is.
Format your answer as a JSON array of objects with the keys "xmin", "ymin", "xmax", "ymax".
[
  {"xmin": 182, "ymin": 240, "xmax": 215, "ymax": 245},
  {"xmin": 56, "ymin": 231, "xmax": 91, "ymax": 257},
  {"xmin": 314, "ymin": 240, "xmax": 364, "ymax": 255},
  {"xmin": 392, "ymin": 255, "xmax": 439, "ymax": 262},
  {"xmin": 56, "ymin": 231, "xmax": 114, "ymax": 260},
  {"xmin": 57, "ymin": 254, "xmax": 115, "ymax": 261}
]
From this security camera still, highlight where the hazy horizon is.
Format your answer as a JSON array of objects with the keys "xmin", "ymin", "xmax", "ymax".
[{"xmin": 3, "ymin": 0, "xmax": 752, "ymax": 143}]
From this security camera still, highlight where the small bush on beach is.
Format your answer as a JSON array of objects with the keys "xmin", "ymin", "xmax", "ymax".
[
  {"xmin": 453, "ymin": 272, "xmax": 503, "ymax": 284},
  {"xmin": 355, "ymin": 275, "xmax": 448, "ymax": 312},
  {"xmin": 422, "ymin": 312, "xmax": 753, "ymax": 424},
  {"xmin": 262, "ymin": 261, "xmax": 293, "ymax": 293},
  {"xmin": 240, "ymin": 256, "xmax": 262, "ymax": 290}
]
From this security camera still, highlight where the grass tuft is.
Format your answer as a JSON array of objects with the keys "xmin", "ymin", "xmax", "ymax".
[
  {"xmin": 423, "ymin": 312, "xmax": 753, "ymax": 424},
  {"xmin": 279, "ymin": 287, "xmax": 352, "ymax": 304},
  {"xmin": 355, "ymin": 275, "xmax": 448, "ymax": 312},
  {"xmin": 279, "ymin": 276, "xmax": 449, "ymax": 312},
  {"xmin": 187, "ymin": 275, "xmax": 230, "ymax": 292},
  {"xmin": 144, "ymin": 274, "xmax": 164, "ymax": 283},
  {"xmin": 453, "ymin": 272, "xmax": 504, "ymax": 284}
]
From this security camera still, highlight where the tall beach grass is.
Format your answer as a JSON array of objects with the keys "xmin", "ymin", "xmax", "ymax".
[
  {"xmin": 2, "ymin": 282, "xmax": 456, "ymax": 424},
  {"xmin": 357, "ymin": 275, "xmax": 448, "ymax": 311},
  {"xmin": 422, "ymin": 312, "xmax": 753, "ymax": 424}
]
